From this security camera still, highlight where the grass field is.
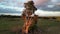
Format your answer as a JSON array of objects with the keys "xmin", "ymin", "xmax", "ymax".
[{"xmin": 0, "ymin": 17, "xmax": 60, "ymax": 34}]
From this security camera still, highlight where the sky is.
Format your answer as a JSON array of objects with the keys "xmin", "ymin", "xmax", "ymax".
[
  {"xmin": 0, "ymin": 0, "xmax": 49, "ymax": 7},
  {"xmin": 0, "ymin": 0, "xmax": 50, "ymax": 13},
  {"xmin": 0, "ymin": 0, "xmax": 60, "ymax": 16},
  {"xmin": 0, "ymin": 0, "xmax": 60, "ymax": 7},
  {"xmin": 0, "ymin": 0, "xmax": 60, "ymax": 9}
]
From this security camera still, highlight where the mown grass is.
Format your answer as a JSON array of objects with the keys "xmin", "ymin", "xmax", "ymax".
[{"xmin": 0, "ymin": 17, "xmax": 60, "ymax": 34}]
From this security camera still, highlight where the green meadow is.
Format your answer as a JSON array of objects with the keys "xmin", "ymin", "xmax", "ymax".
[{"xmin": 0, "ymin": 17, "xmax": 60, "ymax": 34}]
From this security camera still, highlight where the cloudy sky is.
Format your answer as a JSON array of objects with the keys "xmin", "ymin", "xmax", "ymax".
[
  {"xmin": 0, "ymin": 0, "xmax": 60, "ymax": 9},
  {"xmin": 0, "ymin": 0, "xmax": 60, "ymax": 16},
  {"xmin": 0, "ymin": 0, "xmax": 50, "ymax": 13},
  {"xmin": 0, "ymin": 0, "xmax": 49, "ymax": 7}
]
